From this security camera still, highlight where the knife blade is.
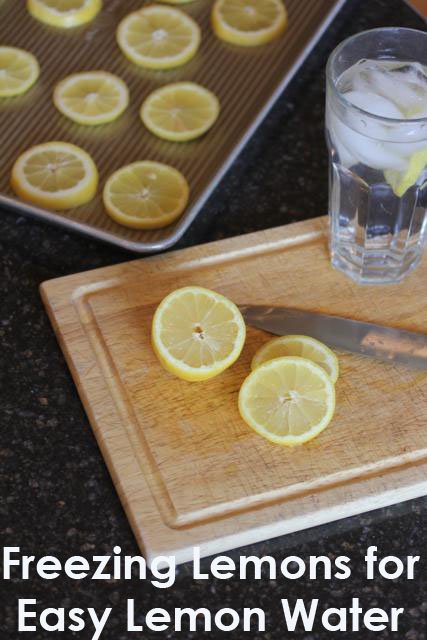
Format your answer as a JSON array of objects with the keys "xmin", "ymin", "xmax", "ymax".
[{"xmin": 240, "ymin": 305, "xmax": 427, "ymax": 370}]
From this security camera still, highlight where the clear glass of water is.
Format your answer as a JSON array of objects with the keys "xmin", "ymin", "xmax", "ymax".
[{"xmin": 326, "ymin": 27, "xmax": 427, "ymax": 284}]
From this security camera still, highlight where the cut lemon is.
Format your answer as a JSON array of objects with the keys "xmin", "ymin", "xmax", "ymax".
[
  {"xmin": 212, "ymin": 0, "xmax": 287, "ymax": 47},
  {"xmin": 116, "ymin": 5, "xmax": 201, "ymax": 70},
  {"xmin": 11, "ymin": 141, "xmax": 98, "ymax": 209},
  {"xmin": 152, "ymin": 286, "xmax": 246, "ymax": 381},
  {"xmin": 252, "ymin": 335, "xmax": 339, "ymax": 383},
  {"xmin": 53, "ymin": 71, "xmax": 129, "ymax": 126},
  {"xmin": 141, "ymin": 82, "xmax": 220, "ymax": 142},
  {"xmin": 27, "ymin": 0, "xmax": 102, "ymax": 28},
  {"xmin": 239, "ymin": 356, "xmax": 335, "ymax": 446},
  {"xmin": 0, "ymin": 47, "xmax": 40, "ymax": 98},
  {"xmin": 103, "ymin": 161, "xmax": 189, "ymax": 229},
  {"xmin": 385, "ymin": 149, "xmax": 427, "ymax": 197}
]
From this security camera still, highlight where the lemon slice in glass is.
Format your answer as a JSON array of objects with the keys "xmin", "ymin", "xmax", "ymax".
[
  {"xmin": 385, "ymin": 149, "xmax": 427, "ymax": 197},
  {"xmin": 27, "ymin": 0, "xmax": 102, "ymax": 28},
  {"xmin": 141, "ymin": 82, "xmax": 220, "ymax": 142},
  {"xmin": 11, "ymin": 141, "xmax": 98, "ymax": 210},
  {"xmin": 152, "ymin": 286, "xmax": 246, "ymax": 381},
  {"xmin": 252, "ymin": 335, "xmax": 339, "ymax": 383},
  {"xmin": 103, "ymin": 161, "xmax": 189, "ymax": 229},
  {"xmin": 116, "ymin": 6, "xmax": 201, "ymax": 70},
  {"xmin": 212, "ymin": 0, "xmax": 287, "ymax": 47},
  {"xmin": 239, "ymin": 356, "xmax": 336, "ymax": 446},
  {"xmin": 53, "ymin": 71, "xmax": 129, "ymax": 126},
  {"xmin": 0, "ymin": 47, "xmax": 40, "ymax": 98}
]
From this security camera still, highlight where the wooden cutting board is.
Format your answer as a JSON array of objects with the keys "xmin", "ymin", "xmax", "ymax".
[{"xmin": 41, "ymin": 217, "xmax": 427, "ymax": 564}]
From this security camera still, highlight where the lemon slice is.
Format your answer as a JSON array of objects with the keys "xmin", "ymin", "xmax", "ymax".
[
  {"xmin": 0, "ymin": 47, "xmax": 40, "ymax": 98},
  {"xmin": 239, "ymin": 356, "xmax": 335, "ymax": 446},
  {"xmin": 252, "ymin": 335, "xmax": 339, "ymax": 383},
  {"xmin": 116, "ymin": 6, "xmax": 201, "ymax": 70},
  {"xmin": 11, "ymin": 141, "xmax": 98, "ymax": 209},
  {"xmin": 103, "ymin": 161, "xmax": 189, "ymax": 229},
  {"xmin": 141, "ymin": 82, "xmax": 220, "ymax": 142},
  {"xmin": 53, "ymin": 71, "xmax": 129, "ymax": 126},
  {"xmin": 27, "ymin": 0, "xmax": 102, "ymax": 28},
  {"xmin": 385, "ymin": 149, "xmax": 427, "ymax": 197},
  {"xmin": 212, "ymin": 0, "xmax": 287, "ymax": 47},
  {"xmin": 152, "ymin": 286, "xmax": 246, "ymax": 381}
]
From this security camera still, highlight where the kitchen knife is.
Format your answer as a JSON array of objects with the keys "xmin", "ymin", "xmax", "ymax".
[{"xmin": 240, "ymin": 305, "xmax": 427, "ymax": 370}]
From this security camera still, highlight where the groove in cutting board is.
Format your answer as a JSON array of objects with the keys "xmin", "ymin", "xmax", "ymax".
[{"xmin": 41, "ymin": 217, "xmax": 427, "ymax": 563}]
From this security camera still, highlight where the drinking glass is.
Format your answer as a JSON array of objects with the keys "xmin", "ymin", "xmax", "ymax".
[{"xmin": 326, "ymin": 28, "xmax": 427, "ymax": 284}]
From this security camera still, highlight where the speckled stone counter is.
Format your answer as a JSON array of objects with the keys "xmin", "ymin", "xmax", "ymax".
[{"xmin": 1, "ymin": 0, "xmax": 426, "ymax": 638}]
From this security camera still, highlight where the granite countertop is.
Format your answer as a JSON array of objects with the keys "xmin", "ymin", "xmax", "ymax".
[{"xmin": 1, "ymin": 0, "xmax": 426, "ymax": 638}]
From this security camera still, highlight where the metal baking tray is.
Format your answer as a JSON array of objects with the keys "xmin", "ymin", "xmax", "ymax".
[{"xmin": 0, "ymin": 0, "xmax": 346, "ymax": 252}]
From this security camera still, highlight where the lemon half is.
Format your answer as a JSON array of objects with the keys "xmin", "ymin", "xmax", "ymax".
[{"xmin": 152, "ymin": 286, "xmax": 246, "ymax": 381}]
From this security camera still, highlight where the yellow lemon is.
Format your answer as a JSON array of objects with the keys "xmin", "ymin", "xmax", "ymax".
[
  {"xmin": 141, "ymin": 82, "xmax": 220, "ymax": 142},
  {"xmin": 152, "ymin": 286, "xmax": 246, "ymax": 381},
  {"xmin": 27, "ymin": 0, "xmax": 102, "ymax": 28},
  {"xmin": 103, "ymin": 161, "xmax": 189, "ymax": 229},
  {"xmin": 252, "ymin": 335, "xmax": 339, "ymax": 383},
  {"xmin": 116, "ymin": 5, "xmax": 200, "ymax": 70},
  {"xmin": 54, "ymin": 71, "xmax": 129, "ymax": 126},
  {"xmin": 212, "ymin": 0, "xmax": 287, "ymax": 47},
  {"xmin": 239, "ymin": 356, "xmax": 335, "ymax": 446},
  {"xmin": 11, "ymin": 141, "xmax": 98, "ymax": 210},
  {"xmin": 0, "ymin": 47, "xmax": 40, "ymax": 98},
  {"xmin": 385, "ymin": 149, "xmax": 427, "ymax": 197}
]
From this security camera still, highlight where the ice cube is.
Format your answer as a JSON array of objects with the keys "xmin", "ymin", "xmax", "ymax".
[
  {"xmin": 366, "ymin": 62, "xmax": 427, "ymax": 118},
  {"xmin": 329, "ymin": 111, "xmax": 407, "ymax": 171},
  {"xmin": 344, "ymin": 95, "xmax": 407, "ymax": 144},
  {"xmin": 340, "ymin": 60, "xmax": 427, "ymax": 121},
  {"xmin": 344, "ymin": 90, "xmax": 403, "ymax": 119},
  {"xmin": 329, "ymin": 129, "xmax": 357, "ymax": 168}
]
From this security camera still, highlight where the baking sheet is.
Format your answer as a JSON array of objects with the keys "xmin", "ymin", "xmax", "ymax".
[{"xmin": 0, "ymin": 0, "xmax": 346, "ymax": 252}]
